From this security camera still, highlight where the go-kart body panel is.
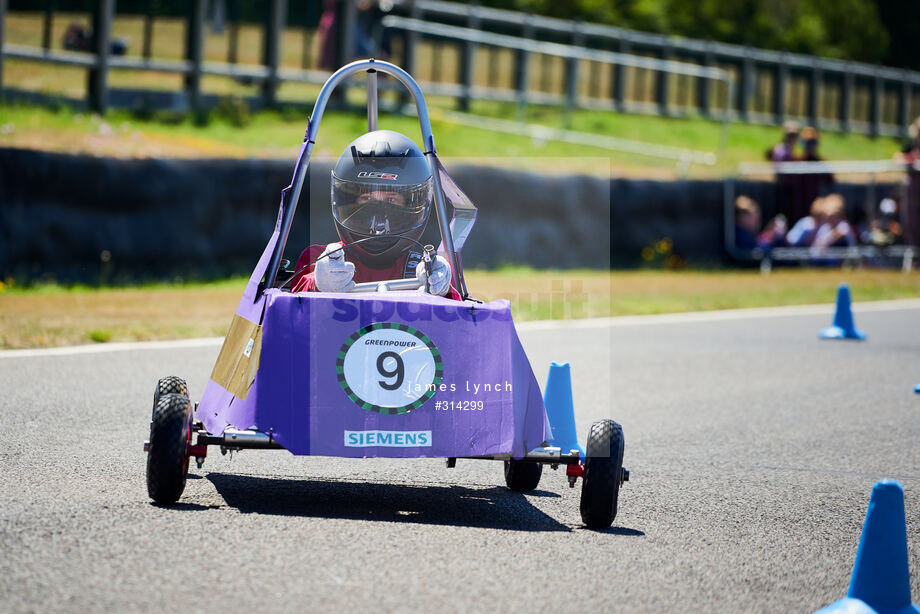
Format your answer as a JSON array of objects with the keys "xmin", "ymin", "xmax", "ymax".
[{"xmin": 199, "ymin": 290, "xmax": 550, "ymax": 459}]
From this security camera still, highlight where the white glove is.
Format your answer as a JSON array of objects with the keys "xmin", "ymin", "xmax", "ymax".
[
  {"xmin": 416, "ymin": 255, "xmax": 451, "ymax": 296},
  {"xmin": 314, "ymin": 243, "xmax": 355, "ymax": 292}
]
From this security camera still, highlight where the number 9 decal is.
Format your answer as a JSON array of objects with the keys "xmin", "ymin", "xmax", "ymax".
[
  {"xmin": 376, "ymin": 351, "xmax": 404, "ymax": 391},
  {"xmin": 336, "ymin": 323, "xmax": 443, "ymax": 414}
]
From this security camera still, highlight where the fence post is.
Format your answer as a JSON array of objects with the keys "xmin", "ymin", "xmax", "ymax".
[
  {"xmin": 142, "ymin": 0, "xmax": 154, "ymax": 59},
  {"xmin": 184, "ymin": 0, "xmax": 206, "ymax": 116},
  {"xmin": 840, "ymin": 67, "xmax": 852, "ymax": 133},
  {"xmin": 227, "ymin": 0, "xmax": 240, "ymax": 64},
  {"xmin": 898, "ymin": 69, "xmax": 912, "ymax": 138},
  {"xmin": 565, "ymin": 20, "xmax": 584, "ymax": 119},
  {"xmin": 613, "ymin": 39, "xmax": 629, "ymax": 112},
  {"xmin": 399, "ymin": 0, "xmax": 419, "ymax": 108},
  {"xmin": 808, "ymin": 63, "xmax": 821, "ymax": 127},
  {"xmin": 657, "ymin": 42, "xmax": 672, "ymax": 116},
  {"xmin": 697, "ymin": 43, "xmax": 713, "ymax": 117},
  {"xmin": 42, "ymin": 0, "xmax": 53, "ymax": 51},
  {"xmin": 774, "ymin": 54, "xmax": 788, "ymax": 124},
  {"xmin": 458, "ymin": 1, "xmax": 479, "ymax": 111},
  {"xmin": 261, "ymin": 0, "xmax": 287, "ymax": 108},
  {"xmin": 300, "ymin": 0, "xmax": 312, "ymax": 70},
  {"xmin": 87, "ymin": 0, "xmax": 114, "ymax": 113},
  {"xmin": 870, "ymin": 70, "xmax": 882, "ymax": 137},
  {"xmin": 739, "ymin": 48, "xmax": 753, "ymax": 121},
  {"xmin": 514, "ymin": 14, "xmax": 533, "ymax": 116},
  {"xmin": 0, "ymin": 0, "xmax": 6, "ymax": 99}
]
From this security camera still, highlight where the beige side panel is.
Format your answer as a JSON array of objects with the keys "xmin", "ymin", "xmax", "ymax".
[{"xmin": 210, "ymin": 315, "xmax": 263, "ymax": 400}]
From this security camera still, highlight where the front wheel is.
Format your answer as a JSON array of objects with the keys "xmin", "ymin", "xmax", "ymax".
[
  {"xmin": 504, "ymin": 459, "xmax": 542, "ymax": 492},
  {"xmin": 146, "ymin": 393, "xmax": 192, "ymax": 504},
  {"xmin": 152, "ymin": 376, "xmax": 189, "ymax": 419},
  {"xmin": 579, "ymin": 419, "xmax": 625, "ymax": 529}
]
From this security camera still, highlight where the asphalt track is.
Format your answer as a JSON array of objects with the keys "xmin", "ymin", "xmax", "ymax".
[{"xmin": 2, "ymin": 301, "xmax": 919, "ymax": 613}]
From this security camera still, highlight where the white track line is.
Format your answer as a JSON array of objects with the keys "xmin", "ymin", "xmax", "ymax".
[
  {"xmin": 517, "ymin": 297, "xmax": 920, "ymax": 331},
  {"xmin": 2, "ymin": 298, "xmax": 919, "ymax": 359},
  {"xmin": 0, "ymin": 337, "xmax": 224, "ymax": 359}
]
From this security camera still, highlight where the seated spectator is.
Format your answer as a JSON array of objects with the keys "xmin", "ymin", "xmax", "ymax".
[
  {"xmin": 812, "ymin": 194, "xmax": 855, "ymax": 248},
  {"xmin": 864, "ymin": 195, "xmax": 903, "ymax": 246},
  {"xmin": 786, "ymin": 197, "xmax": 826, "ymax": 247},
  {"xmin": 734, "ymin": 196, "xmax": 762, "ymax": 249},
  {"xmin": 735, "ymin": 196, "xmax": 786, "ymax": 249},
  {"xmin": 758, "ymin": 213, "xmax": 788, "ymax": 248}
]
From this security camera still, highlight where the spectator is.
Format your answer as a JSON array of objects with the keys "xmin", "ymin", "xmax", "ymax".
[
  {"xmin": 895, "ymin": 116, "xmax": 920, "ymax": 164},
  {"xmin": 769, "ymin": 121, "xmax": 802, "ymax": 222},
  {"xmin": 355, "ymin": 1, "xmax": 395, "ymax": 59},
  {"xmin": 895, "ymin": 116, "xmax": 920, "ymax": 247},
  {"xmin": 812, "ymin": 194, "xmax": 855, "ymax": 248},
  {"xmin": 864, "ymin": 195, "xmax": 902, "ymax": 246},
  {"xmin": 735, "ymin": 196, "xmax": 785, "ymax": 249},
  {"xmin": 795, "ymin": 126, "xmax": 835, "ymax": 222},
  {"xmin": 734, "ymin": 196, "xmax": 762, "ymax": 249},
  {"xmin": 317, "ymin": 0, "xmax": 339, "ymax": 71},
  {"xmin": 786, "ymin": 197, "xmax": 827, "ymax": 247},
  {"xmin": 768, "ymin": 121, "xmax": 800, "ymax": 162}
]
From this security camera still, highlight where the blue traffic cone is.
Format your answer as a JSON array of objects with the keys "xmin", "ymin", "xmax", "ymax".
[
  {"xmin": 542, "ymin": 362, "xmax": 585, "ymax": 459},
  {"xmin": 820, "ymin": 284, "xmax": 866, "ymax": 340},
  {"xmin": 814, "ymin": 480, "xmax": 920, "ymax": 614}
]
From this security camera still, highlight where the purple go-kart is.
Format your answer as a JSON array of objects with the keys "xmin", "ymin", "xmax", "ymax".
[{"xmin": 143, "ymin": 59, "xmax": 628, "ymax": 528}]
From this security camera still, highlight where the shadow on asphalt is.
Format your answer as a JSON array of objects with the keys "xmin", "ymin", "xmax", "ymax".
[
  {"xmin": 206, "ymin": 473, "xmax": 571, "ymax": 532},
  {"xmin": 151, "ymin": 501, "xmax": 221, "ymax": 511},
  {"xmin": 583, "ymin": 526, "xmax": 645, "ymax": 536}
]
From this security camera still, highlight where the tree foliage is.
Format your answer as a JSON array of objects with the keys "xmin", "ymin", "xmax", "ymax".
[{"xmin": 481, "ymin": 0, "xmax": 897, "ymax": 65}]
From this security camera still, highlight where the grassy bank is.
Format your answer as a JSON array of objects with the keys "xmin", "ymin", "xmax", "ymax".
[
  {"xmin": 0, "ymin": 100, "xmax": 903, "ymax": 178},
  {"xmin": 1, "ymin": 269, "xmax": 917, "ymax": 349}
]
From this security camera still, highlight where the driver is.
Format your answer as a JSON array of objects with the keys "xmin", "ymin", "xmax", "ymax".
[{"xmin": 290, "ymin": 130, "xmax": 457, "ymax": 299}]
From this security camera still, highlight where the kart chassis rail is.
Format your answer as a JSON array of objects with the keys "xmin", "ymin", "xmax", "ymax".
[{"xmin": 190, "ymin": 428, "xmax": 593, "ymax": 467}]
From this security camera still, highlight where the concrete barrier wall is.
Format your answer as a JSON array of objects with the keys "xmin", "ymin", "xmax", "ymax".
[{"xmin": 0, "ymin": 147, "xmax": 816, "ymax": 282}]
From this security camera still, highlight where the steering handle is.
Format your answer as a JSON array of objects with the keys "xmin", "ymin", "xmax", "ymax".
[{"xmin": 349, "ymin": 278, "xmax": 421, "ymax": 293}]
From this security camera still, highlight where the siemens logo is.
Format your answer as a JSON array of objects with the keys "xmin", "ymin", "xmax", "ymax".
[{"xmin": 344, "ymin": 430, "xmax": 432, "ymax": 447}]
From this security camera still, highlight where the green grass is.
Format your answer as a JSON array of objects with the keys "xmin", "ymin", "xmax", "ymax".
[
  {"xmin": 465, "ymin": 100, "xmax": 903, "ymax": 173},
  {"xmin": 0, "ymin": 100, "xmax": 904, "ymax": 178},
  {"xmin": 1, "ymin": 268, "xmax": 918, "ymax": 348},
  {"xmin": 88, "ymin": 329, "xmax": 113, "ymax": 343}
]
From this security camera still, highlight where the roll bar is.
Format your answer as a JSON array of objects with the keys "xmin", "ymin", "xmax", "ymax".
[{"xmin": 263, "ymin": 59, "xmax": 465, "ymax": 297}]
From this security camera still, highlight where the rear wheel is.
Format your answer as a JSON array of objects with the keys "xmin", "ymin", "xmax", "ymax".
[
  {"xmin": 504, "ymin": 459, "xmax": 542, "ymax": 492},
  {"xmin": 579, "ymin": 419, "xmax": 625, "ymax": 529},
  {"xmin": 146, "ymin": 393, "xmax": 192, "ymax": 504}
]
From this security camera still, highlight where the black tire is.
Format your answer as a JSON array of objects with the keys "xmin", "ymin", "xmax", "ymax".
[
  {"xmin": 580, "ymin": 419, "xmax": 625, "ymax": 529},
  {"xmin": 146, "ymin": 393, "xmax": 192, "ymax": 504},
  {"xmin": 153, "ymin": 376, "xmax": 189, "ymax": 418},
  {"xmin": 504, "ymin": 459, "xmax": 543, "ymax": 492}
]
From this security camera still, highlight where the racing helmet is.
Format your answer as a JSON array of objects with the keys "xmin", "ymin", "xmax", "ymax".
[{"xmin": 331, "ymin": 130, "xmax": 433, "ymax": 268}]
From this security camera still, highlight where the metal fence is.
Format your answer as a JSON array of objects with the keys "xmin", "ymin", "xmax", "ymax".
[
  {"xmin": 1, "ymin": 0, "xmax": 918, "ymax": 138},
  {"xmin": 0, "ymin": 0, "xmax": 327, "ymax": 112},
  {"xmin": 407, "ymin": 0, "xmax": 920, "ymax": 138}
]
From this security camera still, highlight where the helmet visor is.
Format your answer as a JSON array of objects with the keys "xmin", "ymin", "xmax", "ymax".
[{"xmin": 332, "ymin": 174, "xmax": 432, "ymax": 237}]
